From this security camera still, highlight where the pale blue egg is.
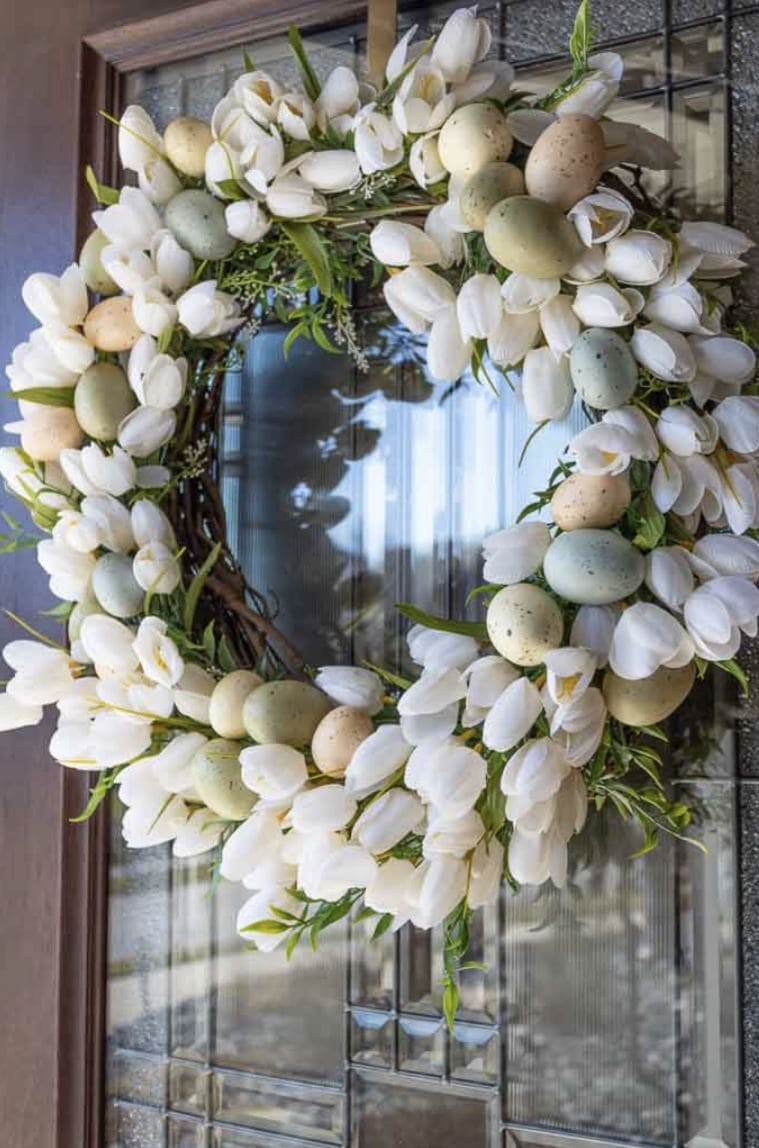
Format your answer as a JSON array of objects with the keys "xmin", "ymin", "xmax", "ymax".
[{"xmin": 543, "ymin": 528, "xmax": 644, "ymax": 605}]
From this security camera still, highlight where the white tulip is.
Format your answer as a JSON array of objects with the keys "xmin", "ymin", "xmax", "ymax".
[
  {"xmin": 291, "ymin": 784, "xmax": 357, "ymax": 833},
  {"xmin": 240, "ymin": 743, "xmax": 308, "ymax": 802},
  {"xmin": 369, "ymin": 220, "xmax": 441, "ymax": 267},
  {"xmin": 221, "ymin": 810, "xmax": 284, "ymax": 882},
  {"xmin": 508, "ymin": 819, "xmax": 569, "ymax": 887},
  {"xmin": 100, "ymin": 248, "xmax": 156, "ymax": 296},
  {"xmin": 713, "ymin": 395, "xmax": 759, "ymax": 454},
  {"xmin": 149, "ymin": 732, "xmax": 208, "ymax": 795},
  {"xmin": 139, "ymin": 156, "xmax": 183, "ymax": 206},
  {"xmin": 400, "ymin": 701, "xmax": 460, "ymax": 746},
  {"xmin": 298, "ymin": 149, "xmax": 361, "ymax": 193},
  {"xmin": 463, "ymin": 655, "xmax": 519, "ymax": 725},
  {"xmin": 488, "ymin": 309, "xmax": 540, "ymax": 367},
  {"xmin": 679, "ymin": 220, "xmax": 754, "ymax": 261},
  {"xmin": 344, "ymin": 724, "xmax": 412, "ymax": 798},
  {"xmin": 540, "ymin": 295, "xmax": 580, "ymax": 357},
  {"xmin": 500, "ymin": 737, "xmax": 570, "ymax": 803},
  {"xmin": 80, "ymin": 494, "xmax": 134, "ymax": 552},
  {"xmin": 454, "ymin": 58, "xmax": 514, "ymax": 104},
  {"xmin": 570, "ymin": 604, "xmax": 618, "ymax": 667},
  {"xmin": 277, "ymin": 91, "xmax": 315, "ymax": 140},
  {"xmin": 457, "ymin": 274, "xmax": 503, "ymax": 341},
  {"xmin": 605, "ymin": 230, "xmax": 672, "ymax": 286},
  {"xmin": 409, "ymin": 856, "xmax": 468, "ymax": 928},
  {"xmin": 53, "ymin": 509, "xmax": 102, "ymax": 554},
  {"xmin": 37, "ymin": 538, "xmax": 95, "ymax": 600},
  {"xmin": 426, "ymin": 305, "xmax": 471, "ymax": 382},
  {"xmin": 609, "ymin": 602, "xmax": 694, "ymax": 680},
  {"xmin": 118, "ymin": 105, "xmax": 164, "ymax": 172},
  {"xmin": 204, "ymin": 140, "xmax": 243, "ymax": 198},
  {"xmin": 384, "ymin": 265, "xmax": 457, "ymax": 333},
  {"xmin": 569, "ymin": 410, "xmax": 653, "ymax": 475},
  {"xmin": 224, "ymin": 200, "xmax": 271, "ymax": 246},
  {"xmin": 92, "ymin": 186, "xmax": 162, "ymax": 254},
  {"xmin": 424, "ymin": 204, "xmax": 465, "ymax": 269},
  {"xmin": 0, "ymin": 447, "xmax": 45, "ymax": 501},
  {"xmin": 92, "ymin": 710, "xmax": 155, "ymax": 768},
  {"xmin": 233, "ymin": 70, "xmax": 283, "ymax": 126},
  {"xmin": 314, "ymin": 66, "xmax": 360, "ymax": 134},
  {"xmin": 501, "ymin": 275, "xmax": 560, "ymax": 314},
  {"xmin": 135, "ymin": 465, "xmax": 170, "ymax": 489},
  {"xmin": 714, "ymin": 462, "xmax": 758, "ymax": 535},
  {"xmin": 132, "ymin": 285, "xmax": 177, "ymax": 338},
  {"xmin": 643, "ymin": 281, "xmax": 711, "ymax": 334},
  {"xmin": 467, "ymin": 837, "xmax": 504, "ymax": 907},
  {"xmin": 431, "ymin": 7, "xmax": 492, "ymax": 84},
  {"xmin": 601, "ymin": 120, "xmax": 679, "ymax": 171},
  {"xmin": 132, "ymin": 616, "xmax": 184, "ymax": 688},
  {"xmin": 566, "ymin": 244, "xmax": 607, "ymax": 284},
  {"xmin": 173, "ymin": 664, "xmax": 215, "ymax": 723},
  {"xmin": 645, "ymin": 546, "xmax": 694, "ymax": 610},
  {"xmin": 176, "ymin": 282, "xmax": 242, "ymax": 338},
  {"xmin": 8, "ymin": 327, "xmax": 79, "ymax": 388},
  {"xmin": 423, "ymin": 809, "xmax": 484, "ymax": 858},
  {"xmin": 544, "ymin": 646, "xmax": 596, "ymax": 711},
  {"xmin": 692, "ymin": 534, "xmax": 759, "ymax": 580},
  {"xmin": 79, "ymin": 614, "xmax": 138, "ymax": 677},
  {"xmin": 119, "ymin": 765, "xmax": 187, "ymax": 845},
  {"xmin": 41, "ymin": 323, "xmax": 96, "ymax": 375},
  {"xmin": 385, "ymin": 24, "xmax": 418, "ymax": 80},
  {"xmin": 684, "ymin": 578, "xmax": 759, "ymax": 660},
  {"xmin": 393, "ymin": 61, "xmax": 454, "ymax": 135},
  {"xmin": 236, "ymin": 887, "xmax": 302, "ymax": 952},
  {"xmin": 656, "ymin": 406, "xmax": 718, "ymax": 456},
  {"xmin": 554, "ymin": 50, "xmax": 622, "ymax": 117},
  {"xmin": 482, "ymin": 522, "xmax": 551, "ymax": 585},
  {"xmin": 568, "ymin": 188, "xmax": 633, "ymax": 246},
  {"xmin": 364, "ymin": 858, "xmax": 417, "ymax": 919},
  {"xmin": 410, "ymin": 135, "xmax": 447, "ymax": 190},
  {"xmin": 507, "ymin": 108, "xmax": 555, "ymax": 146},
  {"xmin": 522, "ymin": 347, "xmax": 573, "ymax": 423},
  {"xmin": 3, "ymin": 640, "xmax": 74, "ymax": 706},
  {"xmin": 0, "ymin": 693, "xmax": 44, "ymax": 732},
  {"xmin": 22, "ymin": 264, "xmax": 88, "ymax": 328},
  {"xmin": 549, "ymin": 687, "xmax": 606, "ymax": 766},
  {"xmin": 482, "ymin": 676, "xmax": 543, "ymax": 752},
  {"xmin": 131, "ymin": 499, "xmax": 175, "ymax": 549},
  {"xmin": 407, "ymin": 624, "xmax": 478, "ymax": 671},
  {"xmin": 314, "ymin": 666, "xmax": 383, "ymax": 715},
  {"xmin": 405, "ymin": 740, "xmax": 486, "ymax": 820},
  {"xmin": 119, "ymin": 406, "xmax": 176, "ymax": 457},
  {"xmin": 398, "ymin": 666, "xmax": 467, "ymax": 718},
  {"xmin": 353, "ymin": 106, "xmax": 404, "ymax": 174},
  {"xmin": 128, "ymin": 338, "xmax": 188, "ymax": 410},
  {"xmin": 265, "ymin": 171, "xmax": 326, "ymax": 218},
  {"xmin": 352, "ymin": 789, "xmax": 424, "ymax": 853},
  {"xmin": 133, "ymin": 540, "xmax": 180, "ymax": 595},
  {"xmin": 631, "ymin": 324, "xmax": 696, "ymax": 383},
  {"xmin": 688, "ymin": 334, "xmax": 756, "ymax": 385},
  {"xmin": 153, "ymin": 228, "xmax": 195, "ymax": 290},
  {"xmin": 173, "ymin": 809, "xmax": 224, "ymax": 858},
  {"xmin": 572, "ymin": 282, "xmax": 643, "ymax": 327}
]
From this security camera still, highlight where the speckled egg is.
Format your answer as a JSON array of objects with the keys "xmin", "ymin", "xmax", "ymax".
[
  {"xmin": 91, "ymin": 552, "xmax": 144, "ymax": 618},
  {"xmin": 209, "ymin": 669, "xmax": 263, "ymax": 739},
  {"xmin": 459, "ymin": 162, "xmax": 525, "ymax": 231},
  {"xmin": 84, "ymin": 297, "xmax": 141, "ymax": 352},
  {"xmin": 438, "ymin": 104, "xmax": 513, "ymax": 179},
  {"xmin": 164, "ymin": 116, "xmax": 213, "ymax": 178},
  {"xmin": 191, "ymin": 738, "xmax": 254, "ymax": 820},
  {"xmin": 311, "ymin": 705, "xmax": 374, "ymax": 777},
  {"xmin": 525, "ymin": 114, "xmax": 605, "ymax": 212},
  {"xmin": 551, "ymin": 472, "xmax": 631, "ymax": 531},
  {"xmin": 74, "ymin": 362, "xmax": 136, "ymax": 441},
  {"xmin": 486, "ymin": 583, "xmax": 564, "ymax": 666},
  {"xmin": 603, "ymin": 663, "xmax": 696, "ymax": 726},
  {"xmin": 543, "ymin": 529, "xmax": 645, "ymax": 605},
  {"xmin": 20, "ymin": 405, "xmax": 83, "ymax": 462},
  {"xmin": 79, "ymin": 229, "xmax": 119, "ymax": 296},
  {"xmin": 569, "ymin": 328, "xmax": 639, "ymax": 410},
  {"xmin": 484, "ymin": 196, "xmax": 582, "ymax": 278},
  {"xmin": 164, "ymin": 189, "xmax": 236, "ymax": 261},
  {"xmin": 242, "ymin": 680, "xmax": 332, "ymax": 747}
]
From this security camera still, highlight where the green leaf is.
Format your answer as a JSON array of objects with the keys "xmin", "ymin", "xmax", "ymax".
[
  {"xmin": 240, "ymin": 918, "xmax": 290, "ymax": 934},
  {"xmin": 85, "ymin": 164, "xmax": 119, "ymax": 205},
  {"xmin": 287, "ymin": 24, "xmax": 321, "ymax": 101},
  {"xmin": 568, "ymin": 0, "xmax": 593, "ymax": 72},
  {"xmin": 281, "ymin": 222, "xmax": 334, "ymax": 297},
  {"xmin": 310, "ymin": 320, "xmax": 339, "ymax": 354},
  {"xmin": 202, "ymin": 620, "xmax": 216, "ymax": 662},
  {"xmin": 283, "ymin": 320, "xmax": 309, "ymax": 359},
  {"xmin": 362, "ymin": 660, "xmax": 412, "ymax": 690},
  {"xmin": 442, "ymin": 981, "xmax": 459, "ymax": 1031},
  {"xmin": 717, "ymin": 657, "xmax": 750, "ymax": 696},
  {"xmin": 395, "ymin": 603, "xmax": 487, "ymax": 639},
  {"xmin": 375, "ymin": 39, "xmax": 434, "ymax": 110},
  {"xmin": 217, "ymin": 633, "xmax": 238, "ymax": 673},
  {"xmin": 373, "ymin": 913, "xmax": 394, "ymax": 940},
  {"xmin": 215, "ymin": 177, "xmax": 247, "ymax": 202},
  {"xmin": 8, "ymin": 386, "xmax": 75, "ymax": 408},
  {"xmin": 242, "ymin": 48, "xmax": 255, "ymax": 71},
  {"xmin": 71, "ymin": 766, "xmax": 122, "ymax": 823},
  {"xmin": 631, "ymin": 491, "xmax": 666, "ymax": 551},
  {"xmin": 183, "ymin": 542, "xmax": 222, "ymax": 634}
]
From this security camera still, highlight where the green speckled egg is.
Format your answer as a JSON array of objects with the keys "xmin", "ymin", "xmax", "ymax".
[
  {"xmin": 603, "ymin": 663, "xmax": 696, "ymax": 726},
  {"xmin": 74, "ymin": 362, "xmax": 136, "ymax": 441},
  {"xmin": 164, "ymin": 116, "xmax": 213, "ymax": 178},
  {"xmin": 92, "ymin": 553, "xmax": 144, "ymax": 618},
  {"xmin": 191, "ymin": 738, "xmax": 254, "ymax": 820},
  {"xmin": 459, "ymin": 162, "xmax": 525, "ymax": 231},
  {"xmin": 484, "ymin": 196, "xmax": 582, "ymax": 278},
  {"xmin": 543, "ymin": 529, "xmax": 644, "ymax": 605},
  {"xmin": 209, "ymin": 669, "xmax": 263, "ymax": 739},
  {"xmin": 486, "ymin": 583, "xmax": 563, "ymax": 666},
  {"xmin": 438, "ymin": 104, "xmax": 513, "ymax": 179},
  {"xmin": 79, "ymin": 229, "xmax": 119, "ymax": 296},
  {"xmin": 242, "ymin": 680, "xmax": 332, "ymax": 746},
  {"xmin": 164, "ymin": 189, "xmax": 236, "ymax": 261},
  {"xmin": 569, "ymin": 328, "xmax": 638, "ymax": 410}
]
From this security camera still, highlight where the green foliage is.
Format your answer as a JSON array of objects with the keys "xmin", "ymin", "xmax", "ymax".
[
  {"xmin": 441, "ymin": 900, "xmax": 473, "ymax": 1030},
  {"xmin": 287, "ymin": 24, "xmax": 322, "ymax": 101},
  {"xmin": 395, "ymin": 603, "xmax": 487, "ymax": 639},
  {"xmin": 71, "ymin": 765, "xmax": 123, "ymax": 823},
  {"xmin": 7, "ymin": 386, "xmax": 75, "ymax": 408},
  {"xmin": 85, "ymin": 163, "xmax": 119, "ymax": 205},
  {"xmin": 569, "ymin": 0, "xmax": 595, "ymax": 74},
  {"xmin": 183, "ymin": 542, "xmax": 222, "ymax": 634}
]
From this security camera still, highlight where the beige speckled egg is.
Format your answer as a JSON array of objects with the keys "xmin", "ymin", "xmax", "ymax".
[
  {"xmin": 603, "ymin": 663, "xmax": 696, "ymax": 727},
  {"xmin": 438, "ymin": 104, "xmax": 513, "ymax": 179},
  {"xmin": 209, "ymin": 669, "xmax": 263, "ymax": 739},
  {"xmin": 79, "ymin": 229, "xmax": 119, "ymax": 296},
  {"xmin": 525, "ymin": 114, "xmax": 605, "ymax": 212},
  {"xmin": 84, "ymin": 297, "xmax": 141, "ymax": 352},
  {"xmin": 486, "ymin": 583, "xmax": 563, "ymax": 666},
  {"xmin": 243, "ymin": 680, "xmax": 332, "ymax": 747},
  {"xmin": 543, "ymin": 529, "xmax": 645, "ymax": 606},
  {"xmin": 164, "ymin": 189, "xmax": 236, "ymax": 261},
  {"xmin": 164, "ymin": 116, "xmax": 213, "ymax": 178},
  {"xmin": 20, "ymin": 404, "xmax": 83, "ymax": 462},
  {"xmin": 92, "ymin": 552, "xmax": 144, "ymax": 618},
  {"xmin": 551, "ymin": 472, "xmax": 631, "ymax": 531},
  {"xmin": 191, "ymin": 738, "xmax": 254, "ymax": 820},
  {"xmin": 311, "ymin": 705, "xmax": 374, "ymax": 777},
  {"xmin": 74, "ymin": 362, "xmax": 136, "ymax": 441},
  {"xmin": 484, "ymin": 195, "xmax": 582, "ymax": 278},
  {"xmin": 459, "ymin": 162, "xmax": 525, "ymax": 231}
]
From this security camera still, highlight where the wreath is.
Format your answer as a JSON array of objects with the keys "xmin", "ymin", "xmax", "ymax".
[{"xmin": 2, "ymin": 0, "xmax": 757, "ymax": 1024}]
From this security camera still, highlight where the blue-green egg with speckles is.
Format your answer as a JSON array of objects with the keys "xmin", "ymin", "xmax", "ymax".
[
  {"xmin": 569, "ymin": 328, "xmax": 638, "ymax": 410},
  {"xmin": 543, "ymin": 528, "xmax": 644, "ymax": 605}
]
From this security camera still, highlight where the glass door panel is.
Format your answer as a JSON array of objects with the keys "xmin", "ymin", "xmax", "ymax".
[{"xmin": 105, "ymin": 5, "xmax": 749, "ymax": 1145}]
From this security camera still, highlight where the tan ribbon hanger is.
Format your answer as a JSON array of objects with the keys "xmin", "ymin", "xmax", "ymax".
[{"xmin": 367, "ymin": 0, "xmax": 399, "ymax": 89}]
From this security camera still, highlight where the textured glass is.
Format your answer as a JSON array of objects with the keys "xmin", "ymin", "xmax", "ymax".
[{"xmin": 105, "ymin": 8, "xmax": 749, "ymax": 1147}]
